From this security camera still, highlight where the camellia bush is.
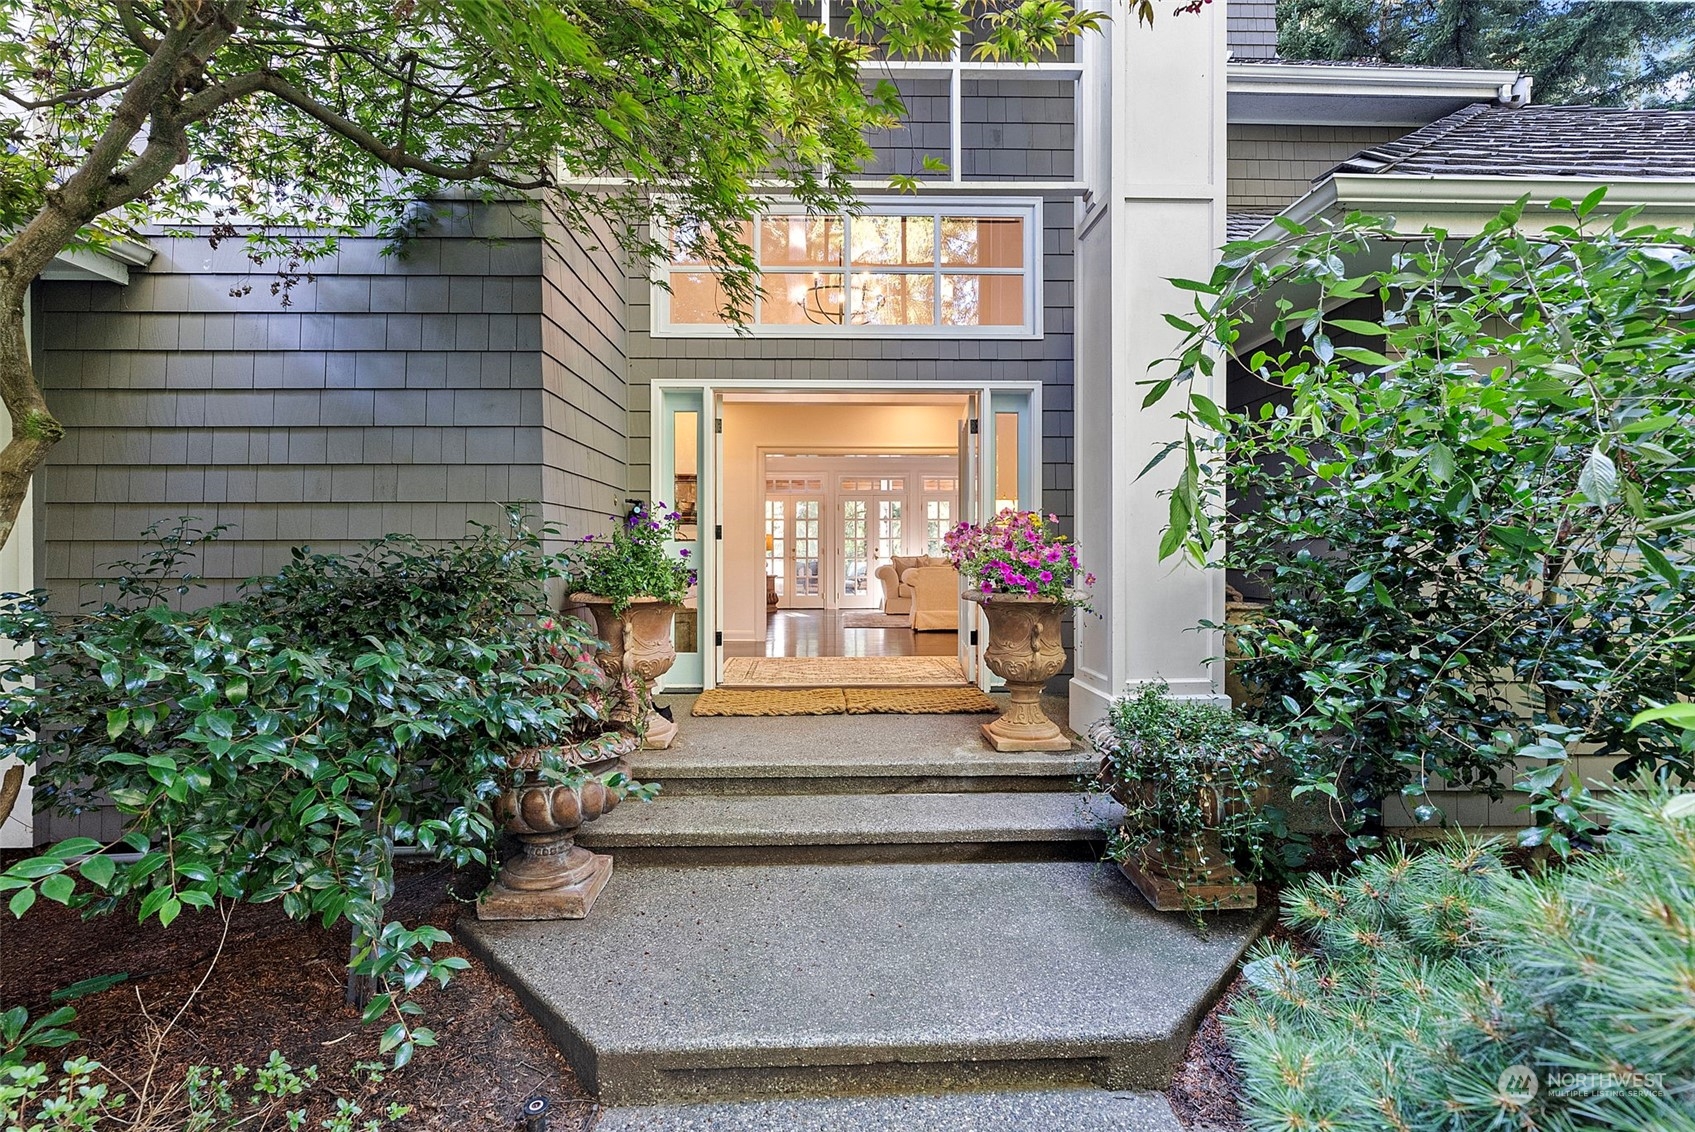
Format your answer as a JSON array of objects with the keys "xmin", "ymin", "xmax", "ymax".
[
  {"xmin": 0, "ymin": 510, "xmax": 642, "ymax": 1066},
  {"xmin": 1148, "ymin": 194, "xmax": 1695, "ymax": 845}
]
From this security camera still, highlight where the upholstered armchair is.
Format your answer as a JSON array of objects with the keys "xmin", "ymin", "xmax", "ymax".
[
  {"xmin": 875, "ymin": 561, "xmax": 914, "ymax": 615},
  {"xmin": 904, "ymin": 564, "xmax": 960, "ymax": 631}
]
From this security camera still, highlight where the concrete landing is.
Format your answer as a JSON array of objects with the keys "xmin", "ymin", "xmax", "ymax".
[
  {"xmin": 592, "ymin": 1088, "xmax": 1185, "ymax": 1131},
  {"xmin": 460, "ymin": 860, "xmax": 1269, "ymax": 1106}
]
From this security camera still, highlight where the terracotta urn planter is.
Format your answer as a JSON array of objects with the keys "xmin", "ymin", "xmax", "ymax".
[
  {"xmin": 965, "ymin": 591, "xmax": 1072, "ymax": 752},
  {"xmin": 478, "ymin": 732, "xmax": 638, "ymax": 920},
  {"xmin": 571, "ymin": 594, "xmax": 682, "ymax": 750}
]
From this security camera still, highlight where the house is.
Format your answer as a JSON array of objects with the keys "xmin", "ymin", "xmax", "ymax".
[{"xmin": 7, "ymin": 0, "xmax": 1691, "ymax": 847}]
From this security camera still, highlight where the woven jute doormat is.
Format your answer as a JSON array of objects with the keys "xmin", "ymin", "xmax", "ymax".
[
  {"xmin": 719, "ymin": 656, "xmax": 968, "ymax": 688},
  {"xmin": 691, "ymin": 688, "xmax": 848, "ymax": 716},
  {"xmin": 843, "ymin": 687, "xmax": 1000, "ymax": 714},
  {"xmin": 691, "ymin": 685, "xmax": 1000, "ymax": 716}
]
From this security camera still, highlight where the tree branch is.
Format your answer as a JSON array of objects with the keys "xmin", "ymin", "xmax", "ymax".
[
  {"xmin": 252, "ymin": 73, "xmax": 549, "ymax": 189},
  {"xmin": 116, "ymin": 0, "xmax": 163, "ymax": 54},
  {"xmin": 0, "ymin": 79, "xmax": 132, "ymax": 110}
]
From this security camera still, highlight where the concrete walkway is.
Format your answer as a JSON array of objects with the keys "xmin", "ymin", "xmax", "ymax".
[{"xmin": 461, "ymin": 700, "xmax": 1267, "ymax": 1130}]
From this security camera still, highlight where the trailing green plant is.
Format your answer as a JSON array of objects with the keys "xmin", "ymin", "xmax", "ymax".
[
  {"xmin": 1146, "ymin": 194, "xmax": 1695, "ymax": 848},
  {"xmin": 1, "ymin": 1049, "xmax": 409, "ymax": 1132},
  {"xmin": 0, "ymin": 508, "xmax": 647, "ymax": 1066},
  {"xmin": 565, "ymin": 501, "xmax": 696, "ymax": 614},
  {"xmin": 1227, "ymin": 786, "xmax": 1695, "ymax": 1132},
  {"xmin": 1089, "ymin": 684, "xmax": 1274, "ymax": 908}
]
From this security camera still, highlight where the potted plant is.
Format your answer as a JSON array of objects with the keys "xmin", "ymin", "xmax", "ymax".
[
  {"xmin": 566, "ymin": 502, "xmax": 696, "ymax": 750},
  {"xmin": 944, "ymin": 509, "xmax": 1094, "ymax": 752},
  {"xmin": 1089, "ymin": 683, "xmax": 1270, "ymax": 913},
  {"xmin": 480, "ymin": 618, "xmax": 657, "ymax": 920}
]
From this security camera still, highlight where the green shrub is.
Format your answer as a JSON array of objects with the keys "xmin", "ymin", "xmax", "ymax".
[
  {"xmin": 1147, "ymin": 198, "xmax": 1695, "ymax": 844},
  {"xmin": 0, "ymin": 510, "xmax": 642, "ymax": 1064},
  {"xmin": 1227, "ymin": 786, "xmax": 1695, "ymax": 1131}
]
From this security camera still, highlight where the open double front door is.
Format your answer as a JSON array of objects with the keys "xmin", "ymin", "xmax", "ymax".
[{"xmin": 655, "ymin": 382, "xmax": 1040, "ymax": 692}]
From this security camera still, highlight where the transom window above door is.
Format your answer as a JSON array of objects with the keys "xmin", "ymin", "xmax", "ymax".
[{"xmin": 654, "ymin": 200, "xmax": 1040, "ymax": 339}]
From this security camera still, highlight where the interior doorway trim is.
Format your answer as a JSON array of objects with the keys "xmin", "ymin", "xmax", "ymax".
[{"xmin": 651, "ymin": 378, "xmax": 1044, "ymax": 691}]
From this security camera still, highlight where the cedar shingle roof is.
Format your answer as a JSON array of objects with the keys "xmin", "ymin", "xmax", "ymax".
[
  {"xmin": 1226, "ymin": 213, "xmax": 1276, "ymax": 239},
  {"xmin": 1331, "ymin": 103, "xmax": 1695, "ymax": 179}
]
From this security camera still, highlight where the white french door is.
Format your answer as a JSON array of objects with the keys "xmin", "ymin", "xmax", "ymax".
[
  {"xmin": 837, "ymin": 488, "xmax": 904, "ymax": 609},
  {"xmin": 786, "ymin": 497, "xmax": 825, "ymax": 608},
  {"xmin": 837, "ymin": 497, "xmax": 876, "ymax": 609},
  {"xmin": 957, "ymin": 400, "xmax": 981, "ymax": 684}
]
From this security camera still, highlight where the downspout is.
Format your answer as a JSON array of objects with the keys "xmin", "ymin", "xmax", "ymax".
[{"xmin": 1499, "ymin": 74, "xmax": 1534, "ymax": 107}]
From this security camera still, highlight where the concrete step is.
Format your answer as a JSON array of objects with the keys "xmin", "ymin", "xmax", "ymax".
[
  {"xmin": 591, "ymin": 1088, "xmax": 1186, "ymax": 1131},
  {"xmin": 640, "ymin": 697, "xmax": 1093, "ymax": 797},
  {"xmin": 576, "ymin": 791, "xmax": 1121, "ymax": 865},
  {"xmin": 461, "ymin": 861, "xmax": 1271, "ymax": 1106}
]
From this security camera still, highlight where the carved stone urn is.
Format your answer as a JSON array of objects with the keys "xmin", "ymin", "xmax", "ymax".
[
  {"xmin": 477, "ymin": 733, "xmax": 638, "ymax": 921},
  {"xmin": 966, "ymin": 592, "xmax": 1072, "ymax": 752},
  {"xmin": 571, "ymin": 594, "xmax": 682, "ymax": 750},
  {"xmin": 1114, "ymin": 778, "xmax": 1268, "ymax": 913}
]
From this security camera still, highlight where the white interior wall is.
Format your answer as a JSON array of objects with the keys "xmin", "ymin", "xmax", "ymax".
[{"xmin": 720, "ymin": 400, "xmax": 964, "ymax": 640}]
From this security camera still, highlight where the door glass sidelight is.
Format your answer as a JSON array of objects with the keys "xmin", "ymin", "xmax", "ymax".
[
  {"xmin": 764, "ymin": 499, "xmax": 786, "ymax": 600},
  {"xmin": 657, "ymin": 388, "xmax": 706, "ymax": 688},
  {"xmin": 994, "ymin": 410, "xmax": 1020, "ymax": 512}
]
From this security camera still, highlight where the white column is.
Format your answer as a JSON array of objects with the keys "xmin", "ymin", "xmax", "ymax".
[{"xmin": 1071, "ymin": 2, "xmax": 1227, "ymax": 727}]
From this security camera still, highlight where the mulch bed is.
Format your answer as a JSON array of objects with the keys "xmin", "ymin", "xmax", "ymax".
[
  {"xmin": 1167, "ymin": 970, "xmax": 1250, "ymax": 1130},
  {"xmin": 1, "ymin": 859, "xmax": 594, "ymax": 1131},
  {"xmin": 1166, "ymin": 908, "xmax": 1315, "ymax": 1129}
]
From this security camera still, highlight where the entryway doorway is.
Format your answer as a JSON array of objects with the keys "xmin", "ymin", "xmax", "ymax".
[{"xmin": 653, "ymin": 382, "xmax": 1040, "ymax": 691}]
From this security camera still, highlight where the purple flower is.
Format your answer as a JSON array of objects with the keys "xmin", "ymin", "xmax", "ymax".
[{"xmin": 679, "ymin": 548, "xmax": 691, "ymax": 558}]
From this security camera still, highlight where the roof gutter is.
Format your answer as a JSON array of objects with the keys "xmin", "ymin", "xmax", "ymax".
[
  {"xmin": 1227, "ymin": 63, "xmax": 1529, "ymax": 127},
  {"xmin": 1227, "ymin": 63, "xmax": 1525, "ymax": 99},
  {"xmin": 39, "ymin": 236, "xmax": 156, "ymax": 285},
  {"xmin": 1264, "ymin": 173, "xmax": 1695, "ymax": 237}
]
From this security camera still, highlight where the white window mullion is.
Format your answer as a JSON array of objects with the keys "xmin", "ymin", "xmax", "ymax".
[{"xmin": 949, "ymin": 41, "xmax": 963, "ymax": 185}]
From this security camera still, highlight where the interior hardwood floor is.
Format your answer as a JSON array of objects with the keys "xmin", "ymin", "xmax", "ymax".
[{"xmin": 725, "ymin": 609, "xmax": 959, "ymax": 659}]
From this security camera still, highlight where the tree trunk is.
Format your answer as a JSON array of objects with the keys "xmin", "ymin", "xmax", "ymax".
[{"xmin": 0, "ymin": 298, "xmax": 62, "ymax": 555}]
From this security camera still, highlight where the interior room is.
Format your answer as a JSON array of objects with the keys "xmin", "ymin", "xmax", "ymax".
[{"xmin": 717, "ymin": 393, "xmax": 972, "ymax": 666}]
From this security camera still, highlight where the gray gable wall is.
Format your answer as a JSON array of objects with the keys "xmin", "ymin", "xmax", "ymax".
[{"xmin": 34, "ymin": 203, "xmax": 633, "ymax": 617}]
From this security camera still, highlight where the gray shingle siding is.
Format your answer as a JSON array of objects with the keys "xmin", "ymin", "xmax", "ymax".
[
  {"xmin": 1228, "ymin": 0, "xmax": 1279, "ymax": 60},
  {"xmin": 1228, "ymin": 123, "xmax": 1410, "ymax": 210},
  {"xmin": 31, "ymin": 202, "xmax": 632, "ymax": 844},
  {"xmin": 541, "ymin": 210, "xmax": 629, "ymax": 538},
  {"xmin": 36, "ymin": 206, "xmax": 545, "ymax": 618}
]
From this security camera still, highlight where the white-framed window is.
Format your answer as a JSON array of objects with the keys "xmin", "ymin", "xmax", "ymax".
[{"xmin": 654, "ymin": 199, "xmax": 1042, "ymax": 339}]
